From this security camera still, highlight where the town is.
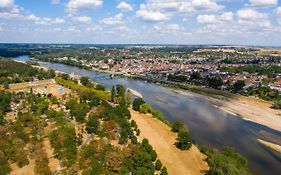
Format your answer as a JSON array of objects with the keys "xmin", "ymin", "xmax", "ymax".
[{"xmin": 29, "ymin": 45, "xmax": 281, "ymax": 106}]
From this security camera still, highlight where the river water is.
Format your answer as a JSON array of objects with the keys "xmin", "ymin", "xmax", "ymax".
[{"xmin": 15, "ymin": 56, "xmax": 281, "ymax": 175}]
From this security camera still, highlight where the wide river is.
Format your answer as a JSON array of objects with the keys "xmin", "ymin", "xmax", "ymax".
[{"xmin": 15, "ymin": 56, "xmax": 281, "ymax": 175}]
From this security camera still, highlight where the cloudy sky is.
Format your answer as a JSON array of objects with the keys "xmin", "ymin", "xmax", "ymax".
[{"xmin": 0, "ymin": 0, "xmax": 281, "ymax": 46}]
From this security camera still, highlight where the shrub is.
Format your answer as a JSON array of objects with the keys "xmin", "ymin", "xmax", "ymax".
[
  {"xmin": 132, "ymin": 98, "xmax": 145, "ymax": 111},
  {"xmin": 175, "ymin": 131, "xmax": 192, "ymax": 150},
  {"xmin": 139, "ymin": 103, "xmax": 152, "ymax": 114},
  {"xmin": 160, "ymin": 167, "xmax": 168, "ymax": 175},
  {"xmin": 171, "ymin": 120, "xmax": 184, "ymax": 133},
  {"xmin": 155, "ymin": 159, "xmax": 162, "ymax": 170}
]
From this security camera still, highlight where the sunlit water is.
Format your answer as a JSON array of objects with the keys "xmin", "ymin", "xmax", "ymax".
[{"xmin": 15, "ymin": 56, "xmax": 281, "ymax": 175}]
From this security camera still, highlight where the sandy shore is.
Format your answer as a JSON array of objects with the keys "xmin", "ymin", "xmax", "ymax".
[
  {"xmin": 258, "ymin": 139, "xmax": 281, "ymax": 154},
  {"xmin": 211, "ymin": 96, "xmax": 281, "ymax": 132},
  {"xmin": 176, "ymin": 90, "xmax": 281, "ymax": 132},
  {"xmin": 130, "ymin": 109, "xmax": 209, "ymax": 175}
]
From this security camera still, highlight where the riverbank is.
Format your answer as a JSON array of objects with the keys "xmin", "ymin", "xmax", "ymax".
[
  {"xmin": 33, "ymin": 61, "xmax": 281, "ymax": 132},
  {"xmin": 130, "ymin": 109, "xmax": 209, "ymax": 175},
  {"xmin": 206, "ymin": 94, "xmax": 281, "ymax": 132},
  {"xmin": 258, "ymin": 139, "xmax": 281, "ymax": 154}
]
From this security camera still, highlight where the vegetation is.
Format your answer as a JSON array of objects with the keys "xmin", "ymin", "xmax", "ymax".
[
  {"xmin": 175, "ymin": 131, "xmax": 192, "ymax": 150},
  {"xmin": 241, "ymin": 86, "xmax": 281, "ymax": 102},
  {"xmin": 55, "ymin": 77, "xmax": 110, "ymax": 100},
  {"xmin": 171, "ymin": 120, "xmax": 185, "ymax": 133},
  {"xmin": 0, "ymin": 57, "xmax": 55, "ymax": 85},
  {"xmin": 199, "ymin": 146, "xmax": 250, "ymax": 175},
  {"xmin": 132, "ymin": 98, "xmax": 145, "ymax": 111},
  {"xmin": 140, "ymin": 103, "xmax": 152, "ymax": 114}
]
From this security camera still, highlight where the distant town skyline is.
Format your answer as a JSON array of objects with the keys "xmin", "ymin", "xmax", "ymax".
[{"xmin": 0, "ymin": 0, "xmax": 281, "ymax": 46}]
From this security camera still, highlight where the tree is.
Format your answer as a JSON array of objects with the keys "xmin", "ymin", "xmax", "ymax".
[
  {"xmin": 86, "ymin": 114, "xmax": 100, "ymax": 134},
  {"xmin": 111, "ymin": 85, "xmax": 116, "ymax": 102},
  {"xmin": 155, "ymin": 159, "xmax": 162, "ymax": 170},
  {"xmin": 61, "ymin": 73, "xmax": 70, "ymax": 80},
  {"xmin": 132, "ymin": 98, "xmax": 145, "ymax": 111},
  {"xmin": 190, "ymin": 72, "xmax": 201, "ymax": 80},
  {"xmin": 208, "ymin": 147, "xmax": 250, "ymax": 175},
  {"xmin": 273, "ymin": 100, "xmax": 281, "ymax": 109},
  {"xmin": 171, "ymin": 120, "xmax": 184, "ymax": 133},
  {"xmin": 116, "ymin": 84, "xmax": 125, "ymax": 98},
  {"xmin": 80, "ymin": 76, "xmax": 90, "ymax": 86},
  {"xmin": 233, "ymin": 80, "xmax": 245, "ymax": 93},
  {"xmin": 0, "ymin": 111, "xmax": 4, "ymax": 125},
  {"xmin": 175, "ymin": 131, "xmax": 192, "ymax": 150},
  {"xmin": 160, "ymin": 167, "xmax": 168, "ymax": 175},
  {"xmin": 70, "ymin": 103, "xmax": 89, "ymax": 123},
  {"xmin": 126, "ymin": 90, "xmax": 133, "ymax": 106},
  {"xmin": 140, "ymin": 103, "xmax": 152, "ymax": 114}
]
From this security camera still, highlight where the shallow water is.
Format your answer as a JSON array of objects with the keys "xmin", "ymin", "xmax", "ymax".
[{"xmin": 15, "ymin": 56, "xmax": 281, "ymax": 175}]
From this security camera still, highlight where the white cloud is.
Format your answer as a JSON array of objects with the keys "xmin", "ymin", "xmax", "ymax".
[
  {"xmin": 101, "ymin": 13, "xmax": 124, "ymax": 25},
  {"xmin": 197, "ymin": 12, "xmax": 233, "ymax": 24},
  {"xmin": 197, "ymin": 14, "xmax": 217, "ymax": 24},
  {"xmin": 51, "ymin": 0, "xmax": 61, "ymax": 5},
  {"xmin": 136, "ymin": 9, "xmax": 170, "ymax": 22},
  {"xmin": 237, "ymin": 8, "xmax": 271, "ymax": 30},
  {"xmin": 26, "ymin": 14, "xmax": 65, "ymax": 25},
  {"xmin": 73, "ymin": 16, "xmax": 92, "ymax": 24},
  {"xmin": 249, "ymin": 0, "xmax": 277, "ymax": 7},
  {"xmin": 0, "ymin": 0, "xmax": 14, "ymax": 9},
  {"xmin": 0, "ymin": 0, "xmax": 21, "ymax": 19},
  {"xmin": 136, "ymin": 0, "xmax": 224, "ymax": 22},
  {"xmin": 66, "ymin": 0, "xmax": 103, "ymax": 14},
  {"xmin": 237, "ymin": 8, "xmax": 267, "ymax": 21},
  {"xmin": 154, "ymin": 23, "xmax": 181, "ymax": 31},
  {"xmin": 117, "ymin": 2, "xmax": 133, "ymax": 12},
  {"xmin": 86, "ymin": 26, "xmax": 102, "ymax": 32},
  {"xmin": 274, "ymin": 7, "xmax": 281, "ymax": 25}
]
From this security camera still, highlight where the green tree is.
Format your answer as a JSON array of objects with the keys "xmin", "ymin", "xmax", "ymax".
[
  {"xmin": 171, "ymin": 120, "xmax": 184, "ymax": 133},
  {"xmin": 126, "ymin": 90, "xmax": 133, "ymax": 106},
  {"xmin": 140, "ymin": 103, "xmax": 152, "ymax": 114},
  {"xmin": 175, "ymin": 131, "xmax": 192, "ymax": 150},
  {"xmin": 208, "ymin": 147, "xmax": 250, "ymax": 175},
  {"xmin": 155, "ymin": 159, "xmax": 162, "ymax": 170},
  {"xmin": 86, "ymin": 114, "xmax": 100, "ymax": 134},
  {"xmin": 273, "ymin": 100, "xmax": 281, "ymax": 109},
  {"xmin": 111, "ymin": 85, "xmax": 116, "ymax": 102},
  {"xmin": 132, "ymin": 98, "xmax": 145, "ymax": 111},
  {"xmin": 70, "ymin": 103, "xmax": 89, "ymax": 123},
  {"xmin": 160, "ymin": 167, "xmax": 168, "ymax": 175},
  {"xmin": 80, "ymin": 76, "xmax": 90, "ymax": 86},
  {"xmin": 233, "ymin": 80, "xmax": 245, "ymax": 93}
]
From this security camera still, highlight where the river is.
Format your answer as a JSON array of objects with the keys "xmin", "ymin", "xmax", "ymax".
[{"xmin": 15, "ymin": 56, "xmax": 281, "ymax": 175}]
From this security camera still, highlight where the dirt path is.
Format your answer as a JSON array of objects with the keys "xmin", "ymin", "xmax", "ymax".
[{"xmin": 130, "ymin": 109, "xmax": 209, "ymax": 175}]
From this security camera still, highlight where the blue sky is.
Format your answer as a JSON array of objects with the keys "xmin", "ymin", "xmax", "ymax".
[{"xmin": 0, "ymin": 0, "xmax": 280, "ymax": 46}]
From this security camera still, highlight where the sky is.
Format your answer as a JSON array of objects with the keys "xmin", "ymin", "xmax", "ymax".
[{"xmin": 0, "ymin": 0, "xmax": 281, "ymax": 46}]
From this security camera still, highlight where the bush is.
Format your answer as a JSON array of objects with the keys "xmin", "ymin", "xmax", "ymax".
[
  {"xmin": 132, "ymin": 98, "xmax": 145, "ymax": 111},
  {"xmin": 80, "ymin": 76, "xmax": 90, "ymax": 86},
  {"xmin": 155, "ymin": 159, "xmax": 162, "ymax": 170},
  {"xmin": 160, "ymin": 167, "xmax": 168, "ymax": 175},
  {"xmin": 273, "ymin": 100, "xmax": 281, "ymax": 109},
  {"xmin": 171, "ymin": 120, "xmax": 184, "ymax": 133},
  {"xmin": 139, "ymin": 103, "xmax": 152, "ymax": 114},
  {"xmin": 86, "ymin": 114, "xmax": 100, "ymax": 134},
  {"xmin": 175, "ymin": 131, "xmax": 192, "ymax": 150},
  {"xmin": 208, "ymin": 147, "xmax": 250, "ymax": 175}
]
